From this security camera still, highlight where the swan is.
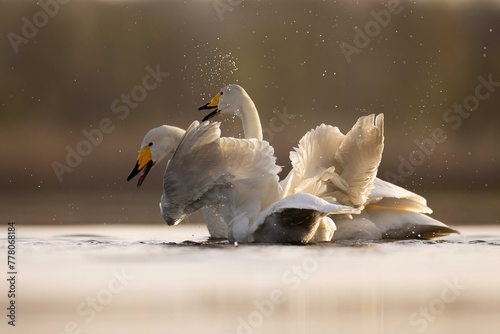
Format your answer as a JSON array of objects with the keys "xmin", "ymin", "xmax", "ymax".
[
  {"xmin": 126, "ymin": 124, "xmax": 228, "ymax": 238},
  {"xmin": 159, "ymin": 120, "xmax": 360, "ymax": 243},
  {"xmin": 198, "ymin": 84, "xmax": 459, "ymax": 240},
  {"xmin": 128, "ymin": 112, "xmax": 386, "ymax": 242}
]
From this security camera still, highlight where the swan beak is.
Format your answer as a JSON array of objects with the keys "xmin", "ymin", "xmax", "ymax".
[
  {"xmin": 127, "ymin": 145, "xmax": 155, "ymax": 187},
  {"xmin": 198, "ymin": 92, "xmax": 221, "ymax": 121},
  {"xmin": 201, "ymin": 109, "xmax": 221, "ymax": 122}
]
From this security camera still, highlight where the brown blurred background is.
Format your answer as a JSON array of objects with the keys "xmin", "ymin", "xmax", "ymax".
[{"xmin": 1, "ymin": 0, "xmax": 499, "ymax": 225}]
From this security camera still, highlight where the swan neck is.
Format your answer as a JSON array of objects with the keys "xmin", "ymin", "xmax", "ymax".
[{"xmin": 240, "ymin": 97, "xmax": 263, "ymax": 140}]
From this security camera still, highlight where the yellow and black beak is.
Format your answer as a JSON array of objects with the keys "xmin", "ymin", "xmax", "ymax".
[
  {"xmin": 127, "ymin": 145, "xmax": 155, "ymax": 187},
  {"xmin": 198, "ymin": 92, "xmax": 222, "ymax": 122}
]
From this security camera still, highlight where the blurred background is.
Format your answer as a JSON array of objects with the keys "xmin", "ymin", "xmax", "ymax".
[{"xmin": 1, "ymin": 0, "xmax": 499, "ymax": 225}]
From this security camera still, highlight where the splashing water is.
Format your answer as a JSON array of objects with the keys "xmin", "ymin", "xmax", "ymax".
[{"xmin": 183, "ymin": 43, "xmax": 239, "ymax": 97}]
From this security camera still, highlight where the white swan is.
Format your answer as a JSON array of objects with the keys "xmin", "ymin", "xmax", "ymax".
[
  {"xmin": 126, "ymin": 125, "xmax": 228, "ymax": 238},
  {"xmin": 128, "ymin": 113, "xmax": 386, "ymax": 242},
  {"xmin": 159, "ymin": 120, "xmax": 360, "ymax": 243},
  {"xmin": 199, "ymin": 84, "xmax": 459, "ymax": 240}
]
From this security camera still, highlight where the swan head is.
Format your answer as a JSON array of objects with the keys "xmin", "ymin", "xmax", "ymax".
[
  {"xmin": 198, "ymin": 84, "xmax": 249, "ymax": 121},
  {"xmin": 127, "ymin": 125, "xmax": 185, "ymax": 187}
]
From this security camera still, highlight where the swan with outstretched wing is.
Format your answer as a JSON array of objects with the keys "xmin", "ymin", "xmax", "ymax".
[
  {"xmin": 159, "ymin": 121, "xmax": 360, "ymax": 243},
  {"xmin": 199, "ymin": 84, "xmax": 459, "ymax": 240}
]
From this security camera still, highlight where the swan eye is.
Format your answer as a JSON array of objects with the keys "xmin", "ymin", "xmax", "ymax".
[
  {"xmin": 148, "ymin": 142, "xmax": 153, "ymax": 147},
  {"xmin": 220, "ymin": 91, "xmax": 223, "ymax": 95}
]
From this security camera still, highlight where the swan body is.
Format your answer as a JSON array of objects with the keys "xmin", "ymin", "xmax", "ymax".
[
  {"xmin": 160, "ymin": 121, "xmax": 360, "ymax": 243},
  {"xmin": 199, "ymin": 84, "xmax": 459, "ymax": 240}
]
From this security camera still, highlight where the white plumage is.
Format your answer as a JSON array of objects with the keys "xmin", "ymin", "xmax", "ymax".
[
  {"xmin": 198, "ymin": 84, "xmax": 459, "ymax": 240},
  {"xmin": 127, "ymin": 84, "xmax": 459, "ymax": 243},
  {"xmin": 160, "ymin": 121, "xmax": 360, "ymax": 243}
]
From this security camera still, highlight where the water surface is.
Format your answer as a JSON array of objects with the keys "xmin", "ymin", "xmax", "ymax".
[{"xmin": 1, "ymin": 224, "xmax": 499, "ymax": 334}]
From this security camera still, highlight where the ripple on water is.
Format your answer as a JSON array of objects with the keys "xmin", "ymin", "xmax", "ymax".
[{"xmin": 6, "ymin": 228, "xmax": 500, "ymax": 249}]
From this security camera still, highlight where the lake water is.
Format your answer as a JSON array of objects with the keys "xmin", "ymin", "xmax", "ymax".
[{"xmin": 1, "ymin": 224, "xmax": 499, "ymax": 334}]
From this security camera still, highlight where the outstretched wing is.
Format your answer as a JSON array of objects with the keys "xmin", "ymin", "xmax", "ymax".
[
  {"xmin": 160, "ymin": 121, "xmax": 228, "ymax": 225},
  {"xmin": 289, "ymin": 123, "xmax": 345, "ymax": 180},
  {"xmin": 331, "ymin": 113, "xmax": 384, "ymax": 206},
  {"xmin": 160, "ymin": 121, "xmax": 282, "ymax": 227},
  {"xmin": 285, "ymin": 114, "xmax": 384, "ymax": 207},
  {"xmin": 282, "ymin": 123, "xmax": 346, "ymax": 198}
]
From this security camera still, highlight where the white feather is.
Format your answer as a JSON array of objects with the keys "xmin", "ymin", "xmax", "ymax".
[
  {"xmin": 160, "ymin": 121, "xmax": 356, "ymax": 243},
  {"xmin": 200, "ymin": 84, "xmax": 459, "ymax": 241}
]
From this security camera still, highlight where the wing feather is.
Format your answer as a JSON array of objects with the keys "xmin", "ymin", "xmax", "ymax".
[
  {"xmin": 161, "ymin": 121, "xmax": 228, "ymax": 224},
  {"xmin": 289, "ymin": 123, "xmax": 345, "ymax": 179},
  {"xmin": 160, "ymin": 121, "xmax": 283, "ymax": 228},
  {"xmin": 368, "ymin": 177, "xmax": 429, "ymax": 207},
  {"xmin": 285, "ymin": 114, "xmax": 384, "ymax": 208},
  {"xmin": 331, "ymin": 114, "xmax": 384, "ymax": 206}
]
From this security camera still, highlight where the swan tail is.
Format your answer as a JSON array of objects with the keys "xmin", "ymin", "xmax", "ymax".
[{"xmin": 332, "ymin": 205, "xmax": 459, "ymax": 241}]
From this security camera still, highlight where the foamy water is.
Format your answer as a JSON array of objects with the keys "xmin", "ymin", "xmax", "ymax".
[{"xmin": 1, "ymin": 225, "xmax": 499, "ymax": 334}]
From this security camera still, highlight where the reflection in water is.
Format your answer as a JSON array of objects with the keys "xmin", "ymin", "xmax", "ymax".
[{"xmin": 1, "ymin": 225, "xmax": 499, "ymax": 334}]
